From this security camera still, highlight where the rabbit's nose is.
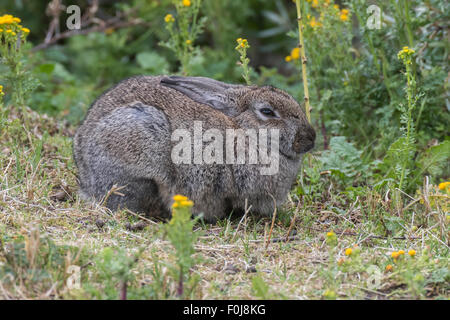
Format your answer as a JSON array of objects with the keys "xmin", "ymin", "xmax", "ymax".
[{"xmin": 293, "ymin": 125, "xmax": 316, "ymax": 154}]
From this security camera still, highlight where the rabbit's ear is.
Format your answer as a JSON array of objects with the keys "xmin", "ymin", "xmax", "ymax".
[{"xmin": 160, "ymin": 76, "xmax": 237, "ymax": 115}]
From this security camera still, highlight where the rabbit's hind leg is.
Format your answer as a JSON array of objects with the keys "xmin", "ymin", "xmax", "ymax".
[
  {"xmin": 78, "ymin": 101, "xmax": 174, "ymax": 218},
  {"xmin": 103, "ymin": 176, "xmax": 171, "ymax": 219}
]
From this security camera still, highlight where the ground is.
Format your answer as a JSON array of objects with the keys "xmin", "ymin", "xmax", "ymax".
[{"xmin": 0, "ymin": 108, "xmax": 448, "ymax": 300}]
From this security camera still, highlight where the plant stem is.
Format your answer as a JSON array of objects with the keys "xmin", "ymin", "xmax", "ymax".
[
  {"xmin": 403, "ymin": 0, "xmax": 414, "ymax": 48},
  {"xmin": 119, "ymin": 280, "xmax": 127, "ymax": 300},
  {"xmin": 240, "ymin": 51, "xmax": 251, "ymax": 85},
  {"xmin": 295, "ymin": 0, "xmax": 311, "ymax": 123},
  {"xmin": 177, "ymin": 267, "xmax": 184, "ymax": 297},
  {"xmin": 398, "ymin": 63, "xmax": 414, "ymax": 191}
]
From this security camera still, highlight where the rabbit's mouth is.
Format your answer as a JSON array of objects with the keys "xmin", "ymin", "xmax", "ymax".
[{"xmin": 279, "ymin": 150, "xmax": 301, "ymax": 161}]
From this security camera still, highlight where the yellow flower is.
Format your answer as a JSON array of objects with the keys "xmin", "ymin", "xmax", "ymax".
[
  {"xmin": 186, "ymin": 39, "xmax": 192, "ymax": 45},
  {"xmin": 180, "ymin": 200, "xmax": 194, "ymax": 207},
  {"xmin": 290, "ymin": 47, "xmax": 300, "ymax": 60},
  {"xmin": 334, "ymin": 4, "xmax": 339, "ymax": 10},
  {"xmin": 164, "ymin": 14, "xmax": 175, "ymax": 23},
  {"xmin": 398, "ymin": 46, "xmax": 415, "ymax": 59},
  {"xmin": 172, "ymin": 194, "xmax": 194, "ymax": 210},
  {"xmin": 398, "ymin": 250, "xmax": 405, "ymax": 255},
  {"xmin": 173, "ymin": 194, "xmax": 188, "ymax": 202},
  {"xmin": 438, "ymin": 182, "xmax": 450, "ymax": 190},
  {"xmin": 312, "ymin": 0, "xmax": 319, "ymax": 8},
  {"xmin": 308, "ymin": 16, "xmax": 322, "ymax": 28},
  {"xmin": 385, "ymin": 264, "xmax": 393, "ymax": 272},
  {"xmin": 402, "ymin": 46, "xmax": 415, "ymax": 54},
  {"xmin": 341, "ymin": 9, "xmax": 349, "ymax": 15},
  {"xmin": 236, "ymin": 38, "xmax": 249, "ymax": 49},
  {"xmin": 325, "ymin": 230, "xmax": 337, "ymax": 245},
  {"xmin": 408, "ymin": 249, "xmax": 416, "ymax": 257},
  {"xmin": 345, "ymin": 248, "xmax": 353, "ymax": 256},
  {"xmin": 182, "ymin": 0, "xmax": 191, "ymax": 7},
  {"xmin": 241, "ymin": 39, "xmax": 248, "ymax": 46},
  {"xmin": 21, "ymin": 27, "xmax": 30, "ymax": 34},
  {"xmin": 5, "ymin": 29, "xmax": 16, "ymax": 37},
  {"xmin": 0, "ymin": 85, "xmax": 4, "ymax": 96},
  {"xmin": 0, "ymin": 17, "xmax": 12, "ymax": 25},
  {"xmin": 0, "ymin": 14, "xmax": 22, "ymax": 25},
  {"xmin": 285, "ymin": 55, "xmax": 292, "ymax": 62},
  {"xmin": 340, "ymin": 14, "xmax": 349, "ymax": 22},
  {"xmin": 391, "ymin": 251, "xmax": 400, "ymax": 259},
  {"xmin": 323, "ymin": 289, "xmax": 336, "ymax": 299},
  {"xmin": 104, "ymin": 28, "xmax": 114, "ymax": 35}
]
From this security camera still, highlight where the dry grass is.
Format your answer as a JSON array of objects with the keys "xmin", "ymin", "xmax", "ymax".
[{"xmin": 0, "ymin": 109, "xmax": 448, "ymax": 300}]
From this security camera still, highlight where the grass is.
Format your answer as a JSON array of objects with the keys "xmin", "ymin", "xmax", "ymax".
[
  {"xmin": 1, "ymin": 1, "xmax": 448, "ymax": 301},
  {"xmin": 0, "ymin": 107, "xmax": 448, "ymax": 300}
]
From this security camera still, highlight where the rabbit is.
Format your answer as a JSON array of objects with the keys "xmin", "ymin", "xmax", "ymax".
[{"xmin": 73, "ymin": 75, "xmax": 315, "ymax": 222}]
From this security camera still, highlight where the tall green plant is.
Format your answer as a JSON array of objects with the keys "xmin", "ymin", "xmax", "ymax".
[
  {"xmin": 88, "ymin": 247, "xmax": 145, "ymax": 300},
  {"xmin": 165, "ymin": 194, "xmax": 201, "ymax": 298},
  {"xmin": 160, "ymin": 0, "xmax": 206, "ymax": 75},
  {"xmin": 0, "ymin": 15, "xmax": 36, "ymax": 108},
  {"xmin": 396, "ymin": 46, "xmax": 419, "ymax": 192},
  {"xmin": 294, "ymin": 0, "xmax": 312, "ymax": 122},
  {"xmin": 235, "ymin": 37, "xmax": 252, "ymax": 85}
]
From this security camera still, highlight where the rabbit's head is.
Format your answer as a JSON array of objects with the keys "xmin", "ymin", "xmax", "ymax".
[{"xmin": 161, "ymin": 76, "xmax": 315, "ymax": 161}]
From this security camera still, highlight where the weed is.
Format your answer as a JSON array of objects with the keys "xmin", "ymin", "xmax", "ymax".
[
  {"xmin": 160, "ymin": 0, "xmax": 206, "ymax": 75},
  {"xmin": 0, "ymin": 14, "xmax": 38, "ymax": 125},
  {"xmin": 165, "ymin": 195, "xmax": 201, "ymax": 298},
  {"xmin": 235, "ymin": 38, "xmax": 252, "ymax": 85}
]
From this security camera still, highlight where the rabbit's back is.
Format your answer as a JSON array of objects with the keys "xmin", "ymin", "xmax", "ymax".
[
  {"xmin": 73, "ymin": 76, "xmax": 238, "ymax": 220},
  {"xmin": 79, "ymin": 75, "xmax": 235, "ymax": 130}
]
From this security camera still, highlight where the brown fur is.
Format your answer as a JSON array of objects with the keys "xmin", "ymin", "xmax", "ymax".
[{"xmin": 73, "ymin": 75, "xmax": 315, "ymax": 222}]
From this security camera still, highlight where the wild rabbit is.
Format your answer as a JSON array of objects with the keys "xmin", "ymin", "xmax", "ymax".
[{"xmin": 73, "ymin": 75, "xmax": 315, "ymax": 222}]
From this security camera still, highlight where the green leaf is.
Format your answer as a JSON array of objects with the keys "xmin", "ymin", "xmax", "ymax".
[
  {"xmin": 136, "ymin": 51, "xmax": 169, "ymax": 74},
  {"xmin": 378, "ymin": 137, "xmax": 409, "ymax": 183},
  {"xmin": 53, "ymin": 63, "xmax": 75, "ymax": 82},
  {"xmin": 427, "ymin": 267, "xmax": 450, "ymax": 285},
  {"xmin": 385, "ymin": 216, "xmax": 404, "ymax": 235},
  {"xmin": 417, "ymin": 140, "xmax": 450, "ymax": 177},
  {"xmin": 251, "ymin": 275, "xmax": 270, "ymax": 299},
  {"xmin": 320, "ymin": 136, "xmax": 369, "ymax": 184},
  {"xmin": 38, "ymin": 63, "xmax": 55, "ymax": 75}
]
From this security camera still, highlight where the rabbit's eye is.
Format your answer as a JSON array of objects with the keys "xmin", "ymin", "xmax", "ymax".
[{"xmin": 260, "ymin": 108, "xmax": 276, "ymax": 117}]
